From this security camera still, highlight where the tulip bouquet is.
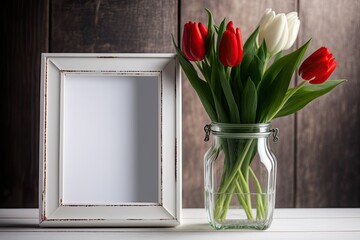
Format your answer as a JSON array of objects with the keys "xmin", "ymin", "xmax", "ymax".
[{"xmin": 173, "ymin": 8, "xmax": 344, "ymax": 223}]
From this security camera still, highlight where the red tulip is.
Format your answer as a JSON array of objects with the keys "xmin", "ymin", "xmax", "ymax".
[
  {"xmin": 298, "ymin": 47, "xmax": 337, "ymax": 84},
  {"xmin": 182, "ymin": 21, "xmax": 208, "ymax": 61},
  {"xmin": 219, "ymin": 21, "xmax": 243, "ymax": 67}
]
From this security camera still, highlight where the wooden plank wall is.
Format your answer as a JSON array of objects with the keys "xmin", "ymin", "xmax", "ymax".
[
  {"xmin": 1, "ymin": 0, "xmax": 48, "ymax": 207},
  {"xmin": 1, "ymin": 0, "xmax": 359, "ymax": 208},
  {"xmin": 296, "ymin": 0, "xmax": 360, "ymax": 207}
]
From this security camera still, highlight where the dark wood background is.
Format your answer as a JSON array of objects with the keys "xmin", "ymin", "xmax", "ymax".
[{"xmin": 2, "ymin": 0, "xmax": 359, "ymax": 208}]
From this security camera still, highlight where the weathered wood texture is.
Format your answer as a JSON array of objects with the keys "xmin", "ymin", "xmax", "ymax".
[
  {"xmin": 1, "ymin": 0, "xmax": 48, "ymax": 207},
  {"xmin": 1, "ymin": 0, "xmax": 359, "ymax": 209},
  {"xmin": 296, "ymin": 0, "xmax": 360, "ymax": 207},
  {"xmin": 51, "ymin": 0, "xmax": 178, "ymax": 53},
  {"xmin": 181, "ymin": 0, "xmax": 298, "ymax": 208}
]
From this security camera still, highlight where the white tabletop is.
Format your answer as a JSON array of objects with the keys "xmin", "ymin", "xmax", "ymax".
[{"xmin": 1, "ymin": 208, "xmax": 360, "ymax": 239}]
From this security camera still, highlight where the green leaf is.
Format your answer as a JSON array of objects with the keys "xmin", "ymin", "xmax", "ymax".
[
  {"xmin": 256, "ymin": 40, "xmax": 268, "ymax": 63},
  {"xmin": 248, "ymin": 55, "xmax": 263, "ymax": 87},
  {"xmin": 200, "ymin": 61, "xmax": 211, "ymax": 81},
  {"xmin": 273, "ymin": 51, "xmax": 283, "ymax": 62},
  {"xmin": 241, "ymin": 77, "xmax": 258, "ymax": 123},
  {"xmin": 257, "ymin": 39, "xmax": 311, "ymax": 122},
  {"xmin": 240, "ymin": 30, "xmax": 258, "ymax": 84},
  {"xmin": 205, "ymin": 8, "xmax": 215, "ymax": 58},
  {"xmin": 210, "ymin": 55, "xmax": 219, "ymax": 91},
  {"xmin": 230, "ymin": 66, "xmax": 242, "ymax": 111},
  {"xmin": 172, "ymin": 36, "xmax": 218, "ymax": 121},
  {"xmin": 243, "ymin": 27, "xmax": 259, "ymax": 55},
  {"xmin": 219, "ymin": 64, "xmax": 241, "ymax": 123},
  {"xmin": 230, "ymin": 63, "xmax": 240, "ymax": 82},
  {"xmin": 240, "ymin": 51, "xmax": 254, "ymax": 85},
  {"xmin": 275, "ymin": 80, "xmax": 346, "ymax": 118},
  {"xmin": 240, "ymin": 40, "xmax": 266, "ymax": 87},
  {"xmin": 209, "ymin": 54, "xmax": 227, "ymax": 122},
  {"xmin": 216, "ymin": 18, "xmax": 226, "ymax": 57},
  {"xmin": 210, "ymin": 87, "xmax": 229, "ymax": 123}
]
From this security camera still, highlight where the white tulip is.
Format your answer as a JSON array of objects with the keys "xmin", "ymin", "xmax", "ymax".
[
  {"xmin": 283, "ymin": 12, "xmax": 300, "ymax": 50},
  {"xmin": 257, "ymin": 8, "xmax": 300, "ymax": 55}
]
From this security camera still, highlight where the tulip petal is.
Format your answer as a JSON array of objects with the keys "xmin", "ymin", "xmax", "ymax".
[
  {"xmin": 226, "ymin": 21, "xmax": 235, "ymax": 33},
  {"xmin": 219, "ymin": 30, "xmax": 239, "ymax": 67},
  {"xmin": 274, "ymin": 21, "xmax": 288, "ymax": 54},
  {"xmin": 182, "ymin": 22, "xmax": 197, "ymax": 61},
  {"xmin": 257, "ymin": 9, "xmax": 275, "ymax": 46},
  {"xmin": 189, "ymin": 22, "xmax": 206, "ymax": 61},
  {"xmin": 263, "ymin": 14, "xmax": 287, "ymax": 54},
  {"xmin": 286, "ymin": 12, "xmax": 298, "ymax": 21},
  {"xmin": 299, "ymin": 47, "xmax": 337, "ymax": 84},
  {"xmin": 258, "ymin": 8, "xmax": 275, "ymax": 31},
  {"xmin": 300, "ymin": 64, "xmax": 328, "ymax": 80},
  {"xmin": 283, "ymin": 16, "xmax": 300, "ymax": 50},
  {"xmin": 299, "ymin": 47, "xmax": 331, "ymax": 73},
  {"xmin": 198, "ymin": 22, "xmax": 208, "ymax": 40},
  {"xmin": 234, "ymin": 28, "xmax": 243, "ymax": 66},
  {"xmin": 309, "ymin": 61, "xmax": 337, "ymax": 84},
  {"xmin": 307, "ymin": 47, "xmax": 331, "ymax": 62}
]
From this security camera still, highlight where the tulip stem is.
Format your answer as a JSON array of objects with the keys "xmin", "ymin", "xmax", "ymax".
[
  {"xmin": 262, "ymin": 57, "xmax": 270, "ymax": 77},
  {"xmin": 226, "ymin": 67, "xmax": 231, "ymax": 80}
]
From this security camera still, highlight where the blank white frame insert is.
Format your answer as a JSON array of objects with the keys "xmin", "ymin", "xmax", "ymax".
[{"xmin": 61, "ymin": 74, "xmax": 160, "ymax": 205}]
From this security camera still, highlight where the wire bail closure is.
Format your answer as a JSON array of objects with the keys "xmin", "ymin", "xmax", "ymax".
[
  {"xmin": 204, "ymin": 124, "xmax": 211, "ymax": 142},
  {"xmin": 271, "ymin": 128, "xmax": 279, "ymax": 142}
]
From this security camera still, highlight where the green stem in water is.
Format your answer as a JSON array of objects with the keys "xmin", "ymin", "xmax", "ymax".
[
  {"xmin": 215, "ymin": 168, "xmax": 255, "ymax": 221},
  {"xmin": 214, "ymin": 139, "xmax": 269, "ymax": 222},
  {"xmin": 215, "ymin": 172, "xmax": 255, "ymax": 221},
  {"xmin": 250, "ymin": 167, "xmax": 266, "ymax": 219},
  {"xmin": 214, "ymin": 184, "xmax": 235, "ymax": 220},
  {"xmin": 235, "ymin": 179, "xmax": 254, "ymax": 220},
  {"xmin": 213, "ymin": 139, "xmax": 255, "ymax": 222},
  {"xmin": 218, "ymin": 139, "xmax": 254, "ymax": 194}
]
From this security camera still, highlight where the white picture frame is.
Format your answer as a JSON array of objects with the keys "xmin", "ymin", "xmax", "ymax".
[{"xmin": 39, "ymin": 53, "xmax": 181, "ymax": 227}]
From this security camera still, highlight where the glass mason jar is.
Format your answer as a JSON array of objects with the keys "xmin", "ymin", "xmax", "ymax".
[{"xmin": 204, "ymin": 122, "xmax": 278, "ymax": 230}]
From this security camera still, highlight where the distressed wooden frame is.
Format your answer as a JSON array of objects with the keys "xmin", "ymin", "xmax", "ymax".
[{"xmin": 39, "ymin": 53, "xmax": 181, "ymax": 227}]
